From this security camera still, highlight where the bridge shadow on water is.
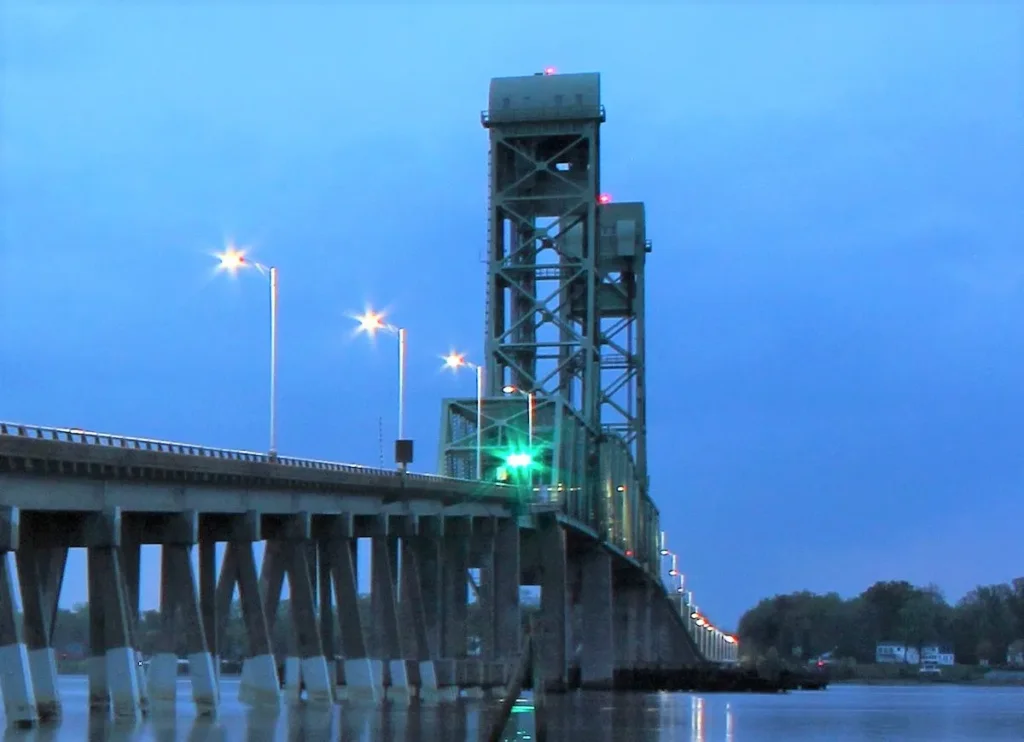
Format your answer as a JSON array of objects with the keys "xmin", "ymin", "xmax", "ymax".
[{"xmin": 1, "ymin": 694, "xmax": 664, "ymax": 742}]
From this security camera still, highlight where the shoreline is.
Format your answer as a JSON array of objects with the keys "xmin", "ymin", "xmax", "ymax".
[{"xmin": 834, "ymin": 678, "xmax": 1024, "ymax": 688}]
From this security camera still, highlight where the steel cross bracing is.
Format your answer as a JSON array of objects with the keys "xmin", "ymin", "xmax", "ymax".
[
  {"xmin": 485, "ymin": 129, "xmax": 601, "ymax": 426},
  {"xmin": 435, "ymin": 71, "xmax": 662, "ymax": 574}
]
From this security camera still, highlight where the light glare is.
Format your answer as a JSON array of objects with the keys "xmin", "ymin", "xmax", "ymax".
[
  {"xmin": 505, "ymin": 452, "xmax": 532, "ymax": 468},
  {"xmin": 443, "ymin": 352, "xmax": 465, "ymax": 370},
  {"xmin": 215, "ymin": 243, "xmax": 248, "ymax": 275},
  {"xmin": 354, "ymin": 309, "xmax": 386, "ymax": 336}
]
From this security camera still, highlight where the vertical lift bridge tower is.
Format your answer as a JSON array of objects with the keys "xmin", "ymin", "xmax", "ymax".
[{"xmin": 438, "ymin": 70, "xmax": 659, "ymax": 571}]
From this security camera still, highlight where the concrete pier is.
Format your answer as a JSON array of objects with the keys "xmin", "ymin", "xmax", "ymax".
[
  {"xmin": 0, "ymin": 549, "xmax": 39, "ymax": 728},
  {"xmin": 0, "ymin": 499, "xmax": 709, "ymax": 728},
  {"xmin": 580, "ymin": 548, "xmax": 615, "ymax": 689},
  {"xmin": 15, "ymin": 546, "xmax": 66, "ymax": 721}
]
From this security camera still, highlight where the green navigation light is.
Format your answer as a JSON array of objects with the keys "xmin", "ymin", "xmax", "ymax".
[{"xmin": 504, "ymin": 452, "xmax": 533, "ymax": 468}]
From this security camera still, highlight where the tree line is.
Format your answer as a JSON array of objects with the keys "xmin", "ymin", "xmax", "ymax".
[
  {"xmin": 737, "ymin": 578, "xmax": 1024, "ymax": 665},
  {"xmin": 51, "ymin": 597, "xmax": 538, "ymax": 660}
]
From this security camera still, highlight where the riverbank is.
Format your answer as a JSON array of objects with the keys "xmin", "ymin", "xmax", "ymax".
[{"xmin": 830, "ymin": 663, "xmax": 1024, "ymax": 687}]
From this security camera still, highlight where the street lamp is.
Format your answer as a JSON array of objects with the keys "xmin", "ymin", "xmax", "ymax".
[
  {"xmin": 353, "ymin": 308, "xmax": 412, "ymax": 470},
  {"xmin": 442, "ymin": 352, "xmax": 483, "ymax": 479},
  {"xmin": 214, "ymin": 243, "xmax": 279, "ymax": 458},
  {"xmin": 501, "ymin": 384, "xmax": 534, "ymax": 450}
]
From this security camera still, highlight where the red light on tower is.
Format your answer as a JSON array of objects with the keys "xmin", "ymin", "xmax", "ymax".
[
  {"xmin": 543, "ymin": 66, "xmax": 556, "ymax": 76},
  {"xmin": 598, "ymin": 193, "xmax": 612, "ymax": 205}
]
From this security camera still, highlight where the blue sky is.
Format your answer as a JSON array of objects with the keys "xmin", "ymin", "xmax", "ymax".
[{"xmin": 1, "ymin": 3, "xmax": 1022, "ymax": 628}]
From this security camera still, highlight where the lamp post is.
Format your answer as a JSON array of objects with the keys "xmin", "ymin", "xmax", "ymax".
[
  {"xmin": 501, "ymin": 385, "xmax": 534, "ymax": 450},
  {"xmin": 442, "ymin": 352, "xmax": 484, "ymax": 480},
  {"xmin": 215, "ymin": 243, "xmax": 279, "ymax": 458},
  {"xmin": 353, "ymin": 308, "xmax": 412, "ymax": 470}
]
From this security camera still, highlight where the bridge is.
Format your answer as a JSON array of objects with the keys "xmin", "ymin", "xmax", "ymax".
[{"xmin": 0, "ymin": 69, "xmax": 737, "ymax": 727}]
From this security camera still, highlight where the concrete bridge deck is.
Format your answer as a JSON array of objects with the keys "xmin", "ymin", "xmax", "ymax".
[{"xmin": 0, "ymin": 422, "xmax": 514, "ymax": 517}]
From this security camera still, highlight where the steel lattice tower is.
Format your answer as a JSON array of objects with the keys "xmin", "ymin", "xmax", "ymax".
[{"xmin": 439, "ymin": 70, "xmax": 657, "ymax": 568}]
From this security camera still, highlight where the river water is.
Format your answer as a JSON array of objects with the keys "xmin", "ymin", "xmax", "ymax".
[{"xmin": 1, "ymin": 677, "xmax": 1020, "ymax": 740}]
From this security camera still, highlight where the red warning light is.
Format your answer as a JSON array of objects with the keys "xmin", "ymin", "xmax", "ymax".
[
  {"xmin": 626, "ymin": 549, "xmax": 634, "ymax": 557},
  {"xmin": 598, "ymin": 193, "xmax": 612, "ymax": 205},
  {"xmin": 543, "ymin": 67, "xmax": 556, "ymax": 76}
]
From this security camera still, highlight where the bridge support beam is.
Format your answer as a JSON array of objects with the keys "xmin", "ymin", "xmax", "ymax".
[
  {"xmin": 493, "ymin": 517, "xmax": 521, "ymax": 666},
  {"xmin": 0, "ymin": 512, "xmax": 39, "ymax": 729},
  {"xmin": 80, "ymin": 510, "xmax": 142, "ymax": 721},
  {"xmin": 120, "ymin": 527, "xmax": 149, "ymax": 716},
  {"xmin": 371, "ymin": 532, "xmax": 410, "ymax": 704},
  {"xmin": 326, "ymin": 533, "xmax": 380, "ymax": 705},
  {"xmin": 411, "ymin": 516, "xmax": 452, "ymax": 702},
  {"xmin": 149, "ymin": 538, "xmax": 218, "ymax": 716},
  {"xmin": 442, "ymin": 518, "xmax": 470, "ymax": 689},
  {"xmin": 399, "ymin": 534, "xmax": 439, "ymax": 703},
  {"xmin": 15, "ymin": 545, "xmax": 66, "ymax": 722},
  {"xmin": 89, "ymin": 551, "xmax": 142, "ymax": 719},
  {"xmin": 579, "ymin": 548, "xmax": 615, "ymax": 689},
  {"xmin": 285, "ymin": 537, "xmax": 333, "ymax": 706},
  {"xmin": 614, "ymin": 583, "xmax": 651, "ymax": 672},
  {"xmin": 216, "ymin": 527, "xmax": 280, "ymax": 708},
  {"xmin": 537, "ymin": 517, "xmax": 568, "ymax": 691}
]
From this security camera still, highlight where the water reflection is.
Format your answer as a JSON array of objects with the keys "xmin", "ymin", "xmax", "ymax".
[
  {"xmin": 2, "ymin": 679, "xmax": 1022, "ymax": 740},
  {"xmin": 691, "ymin": 696, "xmax": 705, "ymax": 742}
]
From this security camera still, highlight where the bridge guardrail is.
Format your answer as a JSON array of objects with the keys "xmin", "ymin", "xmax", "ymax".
[{"xmin": 0, "ymin": 421, "xmax": 503, "ymax": 490}]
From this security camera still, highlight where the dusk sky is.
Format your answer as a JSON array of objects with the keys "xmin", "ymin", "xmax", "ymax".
[{"xmin": 2, "ymin": 3, "xmax": 1021, "ymax": 627}]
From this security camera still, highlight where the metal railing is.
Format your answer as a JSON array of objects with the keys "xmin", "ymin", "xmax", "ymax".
[{"xmin": 0, "ymin": 421, "xmax": 506, "ymax": 488}]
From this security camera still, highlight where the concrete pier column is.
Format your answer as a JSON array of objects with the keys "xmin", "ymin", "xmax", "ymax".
[
  {"xmin": 198, "ymin": 527, "xmax": 219, "ymax": 684},
  {"xmin": 326, "ymin": 534, "xmax": 380, "ymax": 704},
  {"xmin": 213, "ymin": 534, "xmax": 238, "ymax": 693},
  {"xmin": 286, "ymin": 542, "xmax": 333, "ymax": 706},
  {"xmin": 233, "ymin": 542, "xmax": 280, "ymax": 708},
  {"xmin": 471, "ymin": 518, "xmax": 497, "ymax": 665},
  {"xmin": 147, "ymin": 545, "xmax": 180, "ymax": 708},
  {"xmin": 121, "ymin": 531, "xmax": 149, "ymax": 715},
  {"xmin": 637, "ymin": 585, "xmax": 653, "ymax": 664},
  {"xmin": 86, "ymin": 547, "xmax": 109, "ymax": 711},
  {"xmin": 493, "ymin": 518, "xmax": 521, "ymax": 664},
  {"xmin": 579, "ymin": 549, "xmax": 615, "ymax": 689},
  {"xmin": 613, "ymin": 589, "xmax": 633, "ymax": 672},
  {"xmin": 0, "ymin": 546, "xmax": 39, "ymax": 728},
  {"xmin": 441, "ymin": 518, "xmax": 470, "ymax": 661},
  {"xmin": 371, "ymin": 535, "xmax": 409, "ymax": 704},
  {"xmin": 170, "ymin": 543, "xmax": 219, "ymax": 716},
  {"xmin": 399, "ymin": 537, "xmax": 440, "ymax": 702},
  {"xmin": 92, "ymin": 543, "xmax": 143, "ymax": 721},
  {"xmin": 316, "ymin": 538, "xmax": 336, "ymax": 687},
  {"xmin": 15, "ymin": 546, "xmax": 67, "ymax": 721},
  {"xmin": 413, "ymin": 519, "xmax": 443, "ymax": 658},
  {"xmin": 255, "ymin": 541, "xmax": 290, "ymax": 702},
  {"xmin": 537, "ymin": 517, "xmax": 568, "ymax": 691}
]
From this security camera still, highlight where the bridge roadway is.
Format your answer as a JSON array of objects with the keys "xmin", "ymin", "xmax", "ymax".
[{"xmin": 0, "ymin": 422, "xmax": 722, "ymax": 727}]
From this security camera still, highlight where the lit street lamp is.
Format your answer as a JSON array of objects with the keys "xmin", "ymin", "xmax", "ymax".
[
  {"xmin": 501, "ymin": 384, "xmax": 534, "ymax": 450},
  {"xmin": 215, "ymin": 243, "xmax": 279, "ymax": 458},
  {"xmin": 442, "ymin": 352, "xmax": 483, "ymax": 479},
  {"xmin": 353, "ymin": 308, "xmax": 412, "ymax": 470}
]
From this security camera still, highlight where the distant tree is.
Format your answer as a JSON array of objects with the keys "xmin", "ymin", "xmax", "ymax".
[{"xmin": 738, "ymin": 576, "xmax": 1024, "ymax": 667}]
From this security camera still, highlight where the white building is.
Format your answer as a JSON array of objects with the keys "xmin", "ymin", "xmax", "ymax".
[
  {"xmin": 920, "ymin": 645, "xmax": 955, "ymax": 667},
  {"xmin": 876, "ymin": 642, "xmax": 919, "ymax": 664},
  {"xmin": 875, "ymin": 642, "xmax": 955, "ymax": 666}
]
